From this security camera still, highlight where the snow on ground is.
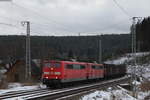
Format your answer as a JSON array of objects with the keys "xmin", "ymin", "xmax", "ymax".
[
  {"xmin": 105, "ymin": 52, "xmax": 150, "ymax": 81},
  {"xmin": 81, "ymin": 86, "xmax": 150, "ymax": 100},
  {"xmin": 81, "ymin": 89, "xmax": 136, "ymax": 100},
  {"xmin": 105, "ymin": 56, "xmax": 131, "ymax": 65},
  {"xmin": 81, "ymin": 52, "xmax": 150, "ymax": 100},
  {"xmin": 138, "ymin": 91, "xmax": 150, "ymax": 100},
  {"xmin": 0, "ymin": 68, "xmax": 7, "ymax": 82},
  {"xmin": 0, "ymin": 83, "xmax": 46, "ymax": 95},
  {"xmin": 0, "ymin": 69, "xmax": 7, "ymax": 74},
  {"xmin": 4, "ymin": 97, "xmax": 25, "ymax": 100},
  {"xmin": 1, "ymin": 52, "xmax": 150, "ymax": 99},
  {"xmin": 105, "ymin": 52, "xmax": 150, "ymax": 65},
  {"xmin": 127, "ymin": 64, "xmax": 150, "ymax": 81}
]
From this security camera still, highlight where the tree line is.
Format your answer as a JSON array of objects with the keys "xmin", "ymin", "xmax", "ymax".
[
  {"xmin": 136, "ymin": 16, "xmax": 150, "ymax": 51},
  {"xmin": 0, "ymin": 34, "xmax": 130, "ymax": 62}
]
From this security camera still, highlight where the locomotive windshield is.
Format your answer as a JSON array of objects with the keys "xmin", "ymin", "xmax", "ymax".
[
  {"xmin": 92, "ymin": 65, "xmax": 103, "ymax": 69},
  {"xmin": 44, "ymin": 62, "xmax": 60, "ymax": 68}
]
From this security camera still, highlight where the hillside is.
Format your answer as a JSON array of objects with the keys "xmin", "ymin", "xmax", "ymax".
[{"xmin": 0, "ymin": 34, "xmax": 130, "ymax": 62}]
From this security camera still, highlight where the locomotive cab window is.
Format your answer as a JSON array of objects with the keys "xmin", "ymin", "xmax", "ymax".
[
  {"xmin": 53, "ymin": 63, "xmax": 61, "ymax": 68},
  {"xmin": 66, "ymin": 64, "xmax": 85, "ymax": 69},
  {"xmin": 92, "ymin": 65, "xmax": 96, "ymax": 69},
  {"xmin": 44, "ymin": 63, "xmax": 60, "ymax": 68},
  {"xmin": 92, "ymin": 65, "xmax": 103, "ymax": 69},
  {"xmin": 44, "ymin": 63, "xmax": 51, "ymax": 67},
  {"xmin": 97, "ymin": 66, "xmax": 103, "ymax": 69},
  {"xmin": 80, "ymin": 65, "xmax": 86, "ymax": 69},
  {"xmin": 66, "ymin": 64, "xmax": 73, "ymax": 69},
  {"xmin": 73, "ymin": 64, "xmax": 80, "ymax": 69}
]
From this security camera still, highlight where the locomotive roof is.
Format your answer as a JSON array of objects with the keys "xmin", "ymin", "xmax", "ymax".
[{"xmin": 43, "ymin": 60, "xmax": 103, "ymax": 65}]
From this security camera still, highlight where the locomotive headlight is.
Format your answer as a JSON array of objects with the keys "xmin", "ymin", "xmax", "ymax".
[
  {"xmin": 45, "ymin": 77, "xmax": 48, "ymax": 79},
  {"xmin": 54, "ymin": 72, "xmax": 61, "ymax": 75},
  {"xmin": 50, "ymin": 68, "xmax": 54, "ymax": 70}
]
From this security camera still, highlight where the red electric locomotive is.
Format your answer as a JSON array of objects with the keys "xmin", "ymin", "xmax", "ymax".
[
  {"xmin": 42, "ymin": 60, "xmax": 105, "ymax": 87},
  {"xmin": 42, "ymin": 60, "xmax": 88, "ymax": 87},
  {"xmin": 42, "ymin": 60, "xmax": 126, "ymax": 88}
]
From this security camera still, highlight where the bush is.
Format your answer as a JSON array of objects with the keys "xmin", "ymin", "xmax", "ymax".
[{"xmin": 140, "ymin": 81, "xmax": 150, "ymax": 92}]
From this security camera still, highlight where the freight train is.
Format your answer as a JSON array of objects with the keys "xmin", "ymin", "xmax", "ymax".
[{"xmin": 42, "ymin": 60, "xmax": 126, "ymax": 88}]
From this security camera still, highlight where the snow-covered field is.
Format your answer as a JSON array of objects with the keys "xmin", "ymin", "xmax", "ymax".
[
  {"xmin": 105, "ymin": 52, "xmax": 150, "ymax": 65},
  {"xmin": 0, "ymin": 83, "xmax": 46, "ymax": 95},
  {"xmin": 81, "ymin": 89, "xmax": 136, "ymax": 100},
  {"xmin": 81, "ymin": 87, "xmax": 150, "ymax": 100}
]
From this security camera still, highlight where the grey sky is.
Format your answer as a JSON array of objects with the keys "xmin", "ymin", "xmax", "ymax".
[{"xmin": 0, "ymin": 0, "xmax": 149, "ymax": 36}]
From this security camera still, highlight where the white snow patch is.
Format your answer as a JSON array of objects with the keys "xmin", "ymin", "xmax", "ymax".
[
  {"xmin": 81, "ymin": 88, "xmax": 150, "ymax": 100},
  {"xmin": 81, "ymin": 91, "xmax": 111, "ymax": 100},
  {"xmin": 143, "ymin": 73, "xmax": 150, "ymax": 79},
  {"xmin": 129, "ymin": 52, "xmax": 150, "ymax": 56},
  {"xmin": 39, "ymin": 83, "xmax": 47, "ymax": 88},
  {"xmin": 132, "ymin": 81, "xmax": 141, "ymax": 85},
  {"xmin": 138, "ymin": 91, "xmax": 150, "ymax": 100},
  {"xmin": 105, "ymin": 52, "xmax": 150, "ymax": 65},
  {"xmin": 0, "ymin": 69, "xmax": 7, "ymax": 74},
  {"xmin": 105, "ymin": 56, "xmax": 131, "ymax": 65},
  {"xmin": 4, "ymin": 97, "xmax": 25, "ymax": 100},
  {"xmin": 8, "ymin": 83, "xmax": 22, "ymax": 88},
  {"xmin": 0, "ymin": 83, "xmax": 46, "ymax": 95},
  {"xmin": 81, "ymin": 90, "xmax": 136, "ymax": 100}
]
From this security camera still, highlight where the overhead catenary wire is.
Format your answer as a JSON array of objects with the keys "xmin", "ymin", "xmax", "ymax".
[
  {"xmin": 0, "ymin": 2, "xmax": 25, "ymax": 34},
  {"xmin": 112, "ymin": 0, "xmax": 132, "ymax": 18},
  {"xmin": 0, "ymin": 1, "xmax": 133, "ymax": 36},
  {"xmin": 1, "ymin": 1, "xmax": 91, "ymax": 34},
  {"xmin": 31, "ymin": 17, "xmax": 131, "ymax": 36},
  {"xmin": 30, "ymin": 23, "xmax": 72, "ymax": 36},
  {"xmin": 0, "ymin": 22, "xmax": 17, "ymax": 27},
  {"xmin": 79, "ymin": 17, "xmax": 131, "ymax": 35},
  {"xmin": 12, "ymin": 2, "xmax": 73, "ymax": 33},
  {"xmin": 0, "ymin": 19, "xmax": 69, "ymax": 36},
  {"xmin": 0, "ymin": 15, "xmax": 21, "ymax": 23},
  {"xmin": 0, "ymin": 22, "xmax": 24, "ymax": 30},
  {"xmin": 0, "ymin": 16, "xmax": 61, "ymax": 33},
  {"xmin": 0, "ymin": 21, "xmax": 25, "ymax": 34},
  {"xmin": 1, "ymin": 2, "xmax": 73, "ymax": 34}
]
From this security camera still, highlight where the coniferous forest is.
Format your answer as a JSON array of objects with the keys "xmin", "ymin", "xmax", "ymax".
[
  {"xmin": 0, "ymin": 34, "xmax": 130, "ymax": 62},
  {"xmin": 136, "ymin": 16, "xmax": 150, "ymax": 51}
]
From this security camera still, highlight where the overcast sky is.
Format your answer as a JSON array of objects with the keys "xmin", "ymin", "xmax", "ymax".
[{"xmin": 0, "ymin": 0, "xmax": 150, "ymax": 36}]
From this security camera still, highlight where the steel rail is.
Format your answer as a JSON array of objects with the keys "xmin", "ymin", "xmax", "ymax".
[
  {"xmin": 0, "ymin": 88, "xmax": 46, "ymax": 97},
  {"xmin": 26, "ymin": 76, "xmax": 130, "ymax": 100},
  {"xmin": 0, "ymin": 89, "xmax": 61, "ymax": 99},
  {"xmin": 0, "ymin": 76, "xmax": 130, "ymax": 100}
]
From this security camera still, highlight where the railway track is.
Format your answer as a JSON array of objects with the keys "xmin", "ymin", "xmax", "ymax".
[
  {"xmin": 0, "ymin": 88, "xmax": 46, "ymax": 97},
  {"xmin": 0, "ymin": 76, "xmax": 130, "ymax": 100},
  {"xmin": 0, "ymin": 88, "xmax": 58, "ymax": 99},
  {"xmin": 144, "ymin": 95, "xmax": 150, "ymax": 100}
]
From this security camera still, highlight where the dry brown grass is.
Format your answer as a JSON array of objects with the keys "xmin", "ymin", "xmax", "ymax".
[
  {"xmin": 0, "ymin": 81, "xmax": 8, "ymax": 89},
  {"xmin": 21, "ymin": 82, "xmax": 37, "ymax": 86},
  {"xmin": 140, "ymin": 81, "xmax": 150, "ymax": 92}
]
